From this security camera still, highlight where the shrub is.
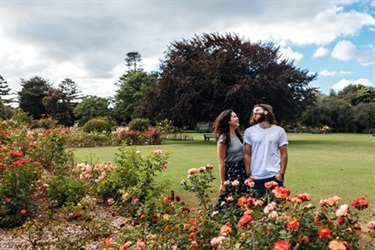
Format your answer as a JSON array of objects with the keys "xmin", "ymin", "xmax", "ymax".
[
  {"xmin": 107, "ymin": 166, "xmax": 375, "ymax": 250},
  {"xmin": 157, "ymin": 118, "xmax": 178, "ymax": 134},
  {"xmin": 110, "ymin": 191, "xmax": 193, "ymax": 249},
  {"xmin": 0, "ymin": 147, "xmax": 42, "ymax": 227},
  {"xmin": 128, "ymin": 118, "xmax": 150, "ymax": 131},
  {"xmin": 0, "ymin": 123, "xmax": 11, "ymax": 145},
  {"xmin": 114, "ymin": 129, "xmax": 142, "ymax": 145},
  {"xmin": 74, "ymin": 161, "xmax": 116, "ymax": 198},
  {"xmin": 95, "ymin": 147, "xmax": 170, "ymax": 216},
  {"xmin": 0, "ymin": 122, "xmax": 33, "ymax": 155},
  {"xmin": 10, "ymin": 108, "xmax": 33, "ymax": 126},
  {"xmin": 83, "ymin": 117, "xmax": 112, "ymax": 133},
  {"xmin": 114, "ymin": 127, "xmax": 163, "ymax": 145},
  {"xmin": 30, "ymin": 115, "xmax": 58, "ymax": 129},
  {"xmin": 44, "ymin": 175, "xmax": 85, "ymax": 208},
  {"xmin": 181, "ymin": 164, "xmax": 216, "ymax": 210},
  {"xmin": 26, "ymin": 127, "xmax": 74, "ymax": 174},
  {"xmin": 89, "ymin": 131, "xmax": 113, "ymax": 146}
]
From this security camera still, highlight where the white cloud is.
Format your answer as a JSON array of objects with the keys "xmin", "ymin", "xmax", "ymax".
[
  {"xmin": 142, "ymin": 57, "xmax": 161, "ymax": 73},
  {"xmin": 79, "ymin": 78, "xmax": 119, "ymax": 98},
  {"xmin": 332, "ymin": 40, "xmax": 375, "ymax": 65},
  {"xmin": 45, "ymin": 62, "xmax": 87, "ymax": 82},
  {"xmin": 319, "ymin": 70, "xmax": 336, "ymax": 77},
  {"xmin": 1, "ymin": 1, "xmax": 374, "ymax": 97},
  {"xmin": 233, "ymin": 4, "xmax": 374, "ymax": 46},
  {"xmin": 278, "ymin": 47, "xmax": 303, "ymax": 63},
  {"xmin": 331, "ymin": 78, "xmax": 374, "ymax": 92},
  {"xmin": 332, "ymin": 40, "xmax": 358, "ymax": 61},
  {"xmin": 313, "ymin": 46, "xmax": 330, "ymax": 58},
  {"xmin": 1, "ymin": 38, "xmax": 45, "ymax": 73},
  {"xmin": 319, "ymin": 70, "xmax": 352, "ymax": 77}
]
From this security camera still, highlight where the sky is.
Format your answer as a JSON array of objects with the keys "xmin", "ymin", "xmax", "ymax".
[{"xmin": 0, "ymin": 0, "xmax": 374, "ymax": 100}]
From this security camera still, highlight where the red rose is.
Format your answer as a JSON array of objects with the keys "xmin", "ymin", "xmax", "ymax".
[{"xmin": 351, "ymin": 197, "xmax": 368, "ymax": 210}]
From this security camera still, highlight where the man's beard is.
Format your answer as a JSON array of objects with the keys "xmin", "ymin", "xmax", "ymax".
[{"xmin": 254, "ymin": 113, "xmax": 266, "ymax": 124}]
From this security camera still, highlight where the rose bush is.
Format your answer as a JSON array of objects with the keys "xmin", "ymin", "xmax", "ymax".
[
  {"xmin": 0, "ymin": 120, "xmax": 374, "ymax": 249},
  {"xmin": 0, "ymin": 145, "xmax": 42, "ymax": 227},
  {"xmin": 113, "ymin": 127, "xmax": 163, "ymax": 146},
  {"xmin": 106, "ymin": 167, "xmax": 374, "ymax": 250}
]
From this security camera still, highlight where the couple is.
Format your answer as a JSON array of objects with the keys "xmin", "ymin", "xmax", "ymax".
[{"xmin": 213, "ymin": 104, "xmax": 288, "ymax": 207}]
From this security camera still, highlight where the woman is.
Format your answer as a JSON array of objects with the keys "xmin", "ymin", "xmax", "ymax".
[{"xmin": 213, "ymin": 109, "xmax": 247, "ymax": 209}]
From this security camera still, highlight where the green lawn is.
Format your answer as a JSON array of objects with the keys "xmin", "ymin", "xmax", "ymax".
[{"xmin": 73, "ymin": 133, "xmax": 375, "ymax": 211}]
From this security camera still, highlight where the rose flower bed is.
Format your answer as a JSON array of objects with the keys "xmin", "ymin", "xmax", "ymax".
[{"xmin": 0, "ymin": 121, "xmax": 374, "ymax": 249}]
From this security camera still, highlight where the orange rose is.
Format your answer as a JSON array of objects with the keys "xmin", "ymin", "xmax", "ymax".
[
  {"xmin": 237, "ymin": 196, "xmax": 247, "ymax": 207},
  {"xmin": 220, "ymin": 222, "xmax": 232, "ymax": 236},
  {"xmin": 238, "ymin": 214, "xmax": 253, "ymax": 227},
  {"xmin": 318, "ymin": 228, "xmax": 331, "ymax": 239},
  {"xmin": 274, "ymin": 239, "xmax": 291, "ymax": 250},
  {"xmin": 265, "ymin": 181, "xmax": 279, "ymax": 189},
  {"xmin": 287, "ymin": 219, "xmax": 300, "ymax": 230},
  {"xmin": 104, "ymin": 237, "xmax": 111, "ymax": 248},
  {"xmin": 272, "ymin": 186, "xmax": 291, "ymax": 200}
]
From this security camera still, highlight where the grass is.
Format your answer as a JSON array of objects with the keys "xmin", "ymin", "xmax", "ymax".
[{"xmin": 73, "ymin": 133, "xmax": 375, "ymax": 213}]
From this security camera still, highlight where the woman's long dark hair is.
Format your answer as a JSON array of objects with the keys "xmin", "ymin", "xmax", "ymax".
[{"xmin": 212, "ymin": 109, "xmax": 243, "ymax": 147}]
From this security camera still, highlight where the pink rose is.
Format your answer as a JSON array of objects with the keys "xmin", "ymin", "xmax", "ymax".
[
  {"xmin": 367, "ymin": 220, "xmax": 375, "ymax": 230},
  {"xmin": 153, "ymin": 149, "xmax": 162, "ymax": 155},
  {"xmin": 210, "ymin": 236, "xmax": 226, "ymax": 246},
  {"xmin": 191, "ymin": 240, "xmax": 198, "ymax": 249},
  {"xmin": 335, "ymin": 204, "xmax": 349, "ymax": 217},
  {"xmin": 244, "ymin": 178, "xmax": 255, "ymax": 187},
  {"xmin": 136, "ymin": 240, "xmax": 146, "ymax": 250},
  {"xmin": 107, "ymin": 198, "xmax": 115, "ymax": 205}
]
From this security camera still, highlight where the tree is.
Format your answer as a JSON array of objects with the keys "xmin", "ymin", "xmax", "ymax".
[
  {"xmin": 113, "ymin": 71, "xmax": 157, "ymax": 124},
  {"xmin": 309, "ymin": 97, "xmax": 355, "ymax": 132},
  {"xmin": 138, "ymin": 33, "xmax": 317, "ymax": 127},
  {"xmin": 124, "ymin": 52, "xmax": 143, "ymax": 72},
  {"xmin": 18, "ymin": 76, "xmax": 50, "ymax": 119},
  {"xmin": 58, "ymin": 78, "xmax": 83, "ymax": 125},
  {"xmin": 302, "ymin": 90, "xmax": 375, "ymax": 133},
  {"xmin": 301, "ymin": 94, "xmax": 332, "ymax": 128},
  {"xmin": 353, "ymin": 101, "xmax": 375, "ymax": 133},
  {"xmin": 337, "ymin": 84, "xmax": 375, "ymax": 106},
  {"xmin": 0, "ymin": 98, "xmax": 9, "ymax": 120},
  {"xmin": 73, "ymin": 96, "xmax": 111, "ymax": 125},
  {"xmin": 58, "ymin": 78, "xmax": 83, "ymax": 103},
  {"xmin": 0, "ymin": 75, "xmax": 13, "ymax": 105},
  {"xmin": 42, "ymin": 88, "xmax": 73, "ymax": 126},
  {"xmin": 132, "ymin": 80, "xmax": 160, "ymax": 121}
]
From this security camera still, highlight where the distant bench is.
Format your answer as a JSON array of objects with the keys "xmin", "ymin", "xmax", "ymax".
[{"xmin": 203, "ymin": 133, "xmax": 214, "ymax": 141}]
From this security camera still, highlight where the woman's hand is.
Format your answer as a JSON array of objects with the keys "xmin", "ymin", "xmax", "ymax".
[{"xmin": 219, "ymin": 183, "xmax": 226, "ymax": 195}]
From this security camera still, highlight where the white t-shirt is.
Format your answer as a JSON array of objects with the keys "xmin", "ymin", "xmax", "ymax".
[{"xmin": 244, "ymin": 124, "xmax": 288, "ymax": 180}]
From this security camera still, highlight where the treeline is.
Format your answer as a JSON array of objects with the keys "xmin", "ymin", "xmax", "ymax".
[{"xmin": 0, "ymin": 33, "xmax": 373, "ymax": 133}]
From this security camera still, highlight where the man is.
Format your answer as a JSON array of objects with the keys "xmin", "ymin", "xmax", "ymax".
[{"xmin": 244, "ymin": 104, "xmax": 288, "ymax": 198}]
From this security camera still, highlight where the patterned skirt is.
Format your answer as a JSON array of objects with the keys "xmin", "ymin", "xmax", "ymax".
[{"xmin": 216, "ymin": 159, "xmax": 247, "ymax": 209}]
